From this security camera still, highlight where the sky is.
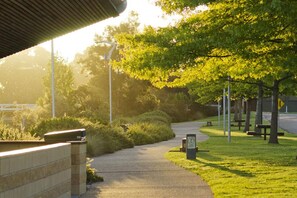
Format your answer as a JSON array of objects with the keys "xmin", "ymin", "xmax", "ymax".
[{"xmin": 40, "ymin": 0, "xmax": 176, "ymax": 62}]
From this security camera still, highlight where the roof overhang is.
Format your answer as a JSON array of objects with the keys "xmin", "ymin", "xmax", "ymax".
[{"xmin": 0, "ymin": 0, "xmax": 127, "ymax": 59}]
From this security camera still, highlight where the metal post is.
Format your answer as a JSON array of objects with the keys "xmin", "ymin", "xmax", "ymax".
[
  {"xmin": 100, "ymin": 41, "xmax": 116, "ymax": 124},
  {"xmin": 51, "ymin": 39, "xmax": 56, "ymax": 118},
  {"xmin": 285, "ymin": 96, "xmax": 288, "ymax": 113},
  {"xmin": 109, "ymin": 61, "xmax": 112, "ymax": 123},
  {"xmin": 218, "ymin": 101, "xmax": 220, "ymax": 127},
  {"xmin": 228, "ymin": 80, "xmax": 231, "ymax": 143},
  {"xmin": 223, "ymin": 89, "xmax": 226, "ymax": 136}
]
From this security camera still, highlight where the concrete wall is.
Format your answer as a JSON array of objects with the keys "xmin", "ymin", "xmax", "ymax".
[
  {"xmin": 0, "ymin": 143, "xmax": 72, "ymax": 198},
  {"xmin": 0, "ymin": 141, "xmax": 47, "ymax": 152}
]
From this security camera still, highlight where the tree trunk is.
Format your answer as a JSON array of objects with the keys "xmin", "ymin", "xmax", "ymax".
[
  {"xmin": 269, "ymin": 80, "xmax": 279, "ymax": 144},
  {"xmin": 244, "ymin": 99, "xmax": 251, "ymax": 132},
  {"xmin": 233, "ymin": 99, "xmax": 242, "ymax": 121},
  {"xmin": 254, "ymin": 83, "xmax": 263, "ymax": 133}
]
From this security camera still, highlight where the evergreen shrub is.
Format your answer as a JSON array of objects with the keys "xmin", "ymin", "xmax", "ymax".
[
  {"xmin": 136, "ymin": 110, "xmax": 172, "ymax": 125},
  {"xmin": 117, "ymin": 110, "xmax": 175, "ymax": 146},
  {"xmin": 0, "ymin": 123, "xmax": 37, "ymax": 140},
  {"xmin": 29, "ymin": 110, "xmax": 174, "ymax": 156},
  {"xmin": 30, "ymin": 117, "xmax": 134, "ymax": 156},
  {"xmin": 126, "ymin": 122, "xmax": 174, "ymax": 145},
  {"xmin": 126, "ymin": 124, "xmax": 154, "ymax": 145}
]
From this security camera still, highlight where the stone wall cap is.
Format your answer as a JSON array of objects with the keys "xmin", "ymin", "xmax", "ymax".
[
  {"xmin": 67, "ymin": 141, "xmax": 87, "ymax": 144},
  {"xmin": 0, "ymin": 142, "xmax": 70, "ymax": 157}
]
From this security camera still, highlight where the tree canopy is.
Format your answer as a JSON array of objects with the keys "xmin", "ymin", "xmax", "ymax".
[
  {"xmin": 115, "ymin": 0, "xmax": 297, "ymax": 143},
  {"xmin": 116, "ymin": 0, "xmax": 296, "ymax": 84}
]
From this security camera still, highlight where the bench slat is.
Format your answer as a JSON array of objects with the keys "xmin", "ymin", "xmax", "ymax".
[{"xmin": 246, "ymin": 131, "xmax": 285, "ymax": 136}]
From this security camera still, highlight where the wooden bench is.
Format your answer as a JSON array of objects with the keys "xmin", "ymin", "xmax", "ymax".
[
  {"xmin": 246, "ymin": 131, "xmax": 260, "ymax": 136},
  {"xmin": 234, "ymin": 119, "xmax": 245, "ymax": 130},
  {"xmin": 246, "ymin": 131, "xmax": 284, "ymax": 140},
  {"xmin": 232, "ymin": 120, "xmax": 251, "ymax": 130},
  {"xmin": 206, "ymin": 121, "xmax": 213, "ymax": 126}
]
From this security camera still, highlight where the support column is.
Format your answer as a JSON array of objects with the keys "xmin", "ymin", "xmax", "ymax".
[{"xmin": 69, "ymin": 141, "xmax": 87, "ymax": 196}]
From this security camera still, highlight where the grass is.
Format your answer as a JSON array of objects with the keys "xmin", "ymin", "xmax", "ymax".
[{"xmin": 166, "ymin": 115, "xmax": 297, "ymax": 197}]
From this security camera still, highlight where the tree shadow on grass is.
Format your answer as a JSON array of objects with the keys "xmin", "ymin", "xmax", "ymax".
[
  {"xmin": 197, "ymin": 152, "xmax": 223, "ymax": 162},
  {"xmin": 192, "ymin": 153, "xmax": 255, "ymax": 178}
]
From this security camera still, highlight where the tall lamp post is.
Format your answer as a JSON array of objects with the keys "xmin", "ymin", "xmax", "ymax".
[
  {"xmin": 51, "ymin": 39, "xmax": 56, "ymax": 118},
  {"xmin": 227, "ymin": 77, "xmax": 231, "ymax": 143},
  {"xmin": 100, "ymin": 41, "xmax": 116, "ymax": 123}
]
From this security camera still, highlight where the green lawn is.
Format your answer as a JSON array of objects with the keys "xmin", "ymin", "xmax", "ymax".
[{"xmin": 166, "ymin": 117, "xmax": 297, "ymax": 197}]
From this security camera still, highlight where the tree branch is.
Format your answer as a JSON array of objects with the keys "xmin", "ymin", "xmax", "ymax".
[
  {"xmin": 207, "ymin": 54, "xmax": 232, "ymax": 58},
  {"xmin": 228, "ymin": 78, "xmax": 274, "ymax": 90},
  {"xmin": 277, "ymin": 74, "xmax": 293, "ymax": 83},
  {"xmin": 189, "ymin": 51, "xmax": 232, "ymax": 58},
  {"xmin": 267, "ymin": 39, "xmax": 284, "ymax": 43}
]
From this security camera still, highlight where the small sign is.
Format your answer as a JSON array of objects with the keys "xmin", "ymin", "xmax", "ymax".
[
  {"xmin": 187, "ymin": 136, "xmax": 196, "ymax": 149},
  {"xmin": 186, "ymin": 134, "xmax": 196, "ymax": 159},
  {"xmin": 278, "ymin": 98, "xmax": 284, "ymax": 110}
]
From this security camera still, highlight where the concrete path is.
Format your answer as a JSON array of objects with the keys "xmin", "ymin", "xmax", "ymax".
[{"xmin": 81, "ymin": 121, "xmax": 213, "ymax": 198}]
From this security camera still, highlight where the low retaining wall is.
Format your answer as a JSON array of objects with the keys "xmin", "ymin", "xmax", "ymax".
[
  {"xmin": 0, "ymin": 143, "xmax": 72, "ymax": 197},
  {"xmin": 0, "ymin": 140, "xmax": 47, "ymax": 152},
  {"xmin": 0, "ymin": 141, "xmax": 87, "ymax": 197}
]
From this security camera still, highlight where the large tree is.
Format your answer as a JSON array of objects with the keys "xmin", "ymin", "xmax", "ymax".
[
  {"xmin": 75, "ymin": 12, "xmax": 199, "ymax": 121},
  {"xmin": 115, "ymin": 0, "xmax": 297, "ymax": 143}
]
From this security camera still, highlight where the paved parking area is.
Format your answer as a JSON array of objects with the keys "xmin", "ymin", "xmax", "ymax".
[{"xmin": 264, "ymin": 113, "xmax": 297, "ymax": 134}]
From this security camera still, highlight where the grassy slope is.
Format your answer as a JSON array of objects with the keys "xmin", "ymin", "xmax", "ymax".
[{"xmin": 166, "ymin": 116, "xmax": 297, "ymax": 197}]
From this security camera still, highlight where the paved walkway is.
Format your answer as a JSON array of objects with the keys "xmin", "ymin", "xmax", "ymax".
[{"xmin": 81, "ymin": 121, "xmax": 213, "ymax": 198}]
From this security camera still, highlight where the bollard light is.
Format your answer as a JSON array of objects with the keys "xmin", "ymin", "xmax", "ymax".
[{"xmin": 186, "ymin": 134, "xmax": 197, "ymax": 159}]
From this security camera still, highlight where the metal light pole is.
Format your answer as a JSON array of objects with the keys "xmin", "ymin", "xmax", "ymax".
[
  {"xmin": 51, "ymin": 39, "xmax": 56, "ymax": 118},
  {"xmin": 223, "ymin": 88, "xmax": 226, "ymax": 136},
  {"xmin": 228, "ymin": 78, "xmax": 231, "ymax": 143},
  {"xmin": 218, "ymin": 101, "xmax": 220, "ymax": 127},
  {"xmin": 100, "ymin": 41, "xmax": 116, "ymax": 123}
]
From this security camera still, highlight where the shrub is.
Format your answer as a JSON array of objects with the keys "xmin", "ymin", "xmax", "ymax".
[
  {"xmin": 30, "ymin": 117, "xmax": 134, "ymax": 157},
  {"xmin": 29, "ymin": 110, "xmax": 173, "ymax": 156},
  {"xmin": 143, "ymin": 110, "xmax": 172, "ymax": 123},
  {"xmin": 0, "ymin": 123, "xmax": 37, "ymax": 140},
  {"xmin": 111, "ymin": 117, "xmax": 133, "ymax": 126},
  {"xmin": 12, "ymin": 107, "xmax": 47, "ymax": 132},
  {"xmin": 86, "ymin": 158, "xmax": 103, "ymax": 184},
  {"xmin": 86, "ymin": 124, "xmax": 134, "ymax": 156},
  {"xmin": 114, "ymin": 110, "xmax": 174, "ymax": 146},
  {"xmin": 113, "ymin": 110, "xmax": 172, "ymax": 126},
  {"xmin": 126, "ymin": 124, "xmax": 154, "ymax": 145},
  {"xmin": 29, "ymin": 117, "xmax": 82, "ymax": 137},
  {"xmin": 145, "ymin": 123, "xmax": 175, "ymax": 141},
  {"xmin": 126, "ymin": 122, "xmax": 175, "ymax": 146},
  {"xmin": 136, "ymin": 110, "xmax": 172, "ymax": 125}
]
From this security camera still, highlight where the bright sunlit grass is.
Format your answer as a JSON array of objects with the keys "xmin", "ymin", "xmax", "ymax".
[{"xmin": 166, "ymin": 116, "xmax": 297, "ymax": 197}]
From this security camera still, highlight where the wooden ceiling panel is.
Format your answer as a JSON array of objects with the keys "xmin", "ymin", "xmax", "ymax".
[{"xmin": 0, "ymin": 0, "xmax": 127, "ymax": 59}]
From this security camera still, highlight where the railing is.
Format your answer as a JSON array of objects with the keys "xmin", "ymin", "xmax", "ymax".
[{"xmin": 0, "ymin": 104, "xmax": 37, "ymax": 111}]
